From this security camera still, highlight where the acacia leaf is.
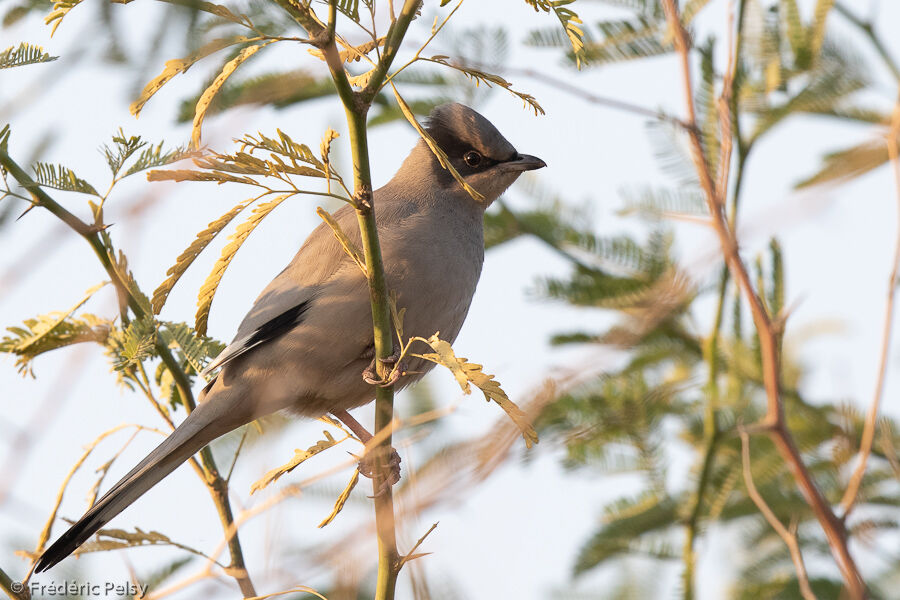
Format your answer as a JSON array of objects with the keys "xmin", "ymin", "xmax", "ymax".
[
  {"xmin": 131, "ymin": 36, "xmax": 258, "ymax": 118},
  {"xmin": 195, "ymin": 194, "xmax": 289, "ymax": 335},
  {"xmin": 251, "ymin": 431, "xmax": 340, "ymax": 493},
  {"xmin": 414, "ymin": 334, "xmax": 538, "ymax": 448},
  {"xmin": 192, "ymin": 42, "xmax": 272, "ymax": 148},
  {"xmin": 152, "ymin": 197, "xmax": 256, "ymax": 313}
]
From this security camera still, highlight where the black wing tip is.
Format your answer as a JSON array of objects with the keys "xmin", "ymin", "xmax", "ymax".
[
  {"xmin": 34, "ymin": 549, "xmax": 62, "ymax": 573},
  {"xmin": 33, "ymin": 540, "xmax": 73, "ymax": 573},
  {"xmin": 33, "ymin": 516, "xmax": 103, "ymax": 573}
]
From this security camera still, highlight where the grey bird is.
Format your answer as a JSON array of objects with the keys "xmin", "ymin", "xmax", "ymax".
[{"xmin": 35, "ymin": 102, "xmax": 545, "ymax": 572}]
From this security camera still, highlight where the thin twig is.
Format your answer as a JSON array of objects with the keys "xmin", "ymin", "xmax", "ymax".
[
  {"xmin": 739, "ymin": 429, "xmax": 816, "ymax": 600},
  {"xmin": 840, "ymin": 93, "xmax": 900, "ymax": 518},
  {"xmin": 397, "ymin": 522, "xmax": 438, "ymax": 568},
  {"xmin": 834, "ymin": 3, "xmax": 900, "ymax": 82},
  {"xmin": 457, "ymin": 62, "xmax": 689, "ymax": 129}
]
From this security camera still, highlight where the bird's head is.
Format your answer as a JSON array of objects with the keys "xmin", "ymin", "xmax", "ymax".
[{"xmin": 408, "ymin": 103, "xmax": 546, "ymax": 206}]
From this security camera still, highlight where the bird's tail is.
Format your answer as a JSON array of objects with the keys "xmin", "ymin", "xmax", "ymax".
[{"xmin": 34, "ymin": 389, "xmax": 251, "ymax": 573}]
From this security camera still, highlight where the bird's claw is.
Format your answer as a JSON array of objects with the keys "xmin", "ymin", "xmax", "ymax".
[
  {"xmin": 356, "ymin": 447, "xmax": 402, "ymax": 496},
  {"xmin": 362, "ymin": 348, "xmax": 406, "ymax": 387}
]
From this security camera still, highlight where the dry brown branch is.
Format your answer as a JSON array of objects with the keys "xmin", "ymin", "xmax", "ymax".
[
  {"xmin": 840, "ymin": 93, "xmax": 900, "ymax": 518},
  {"xmin": 659, "ymin": 0, "xmax": 867, "ymax": 596},
  {"xmin": 740, "ymin": 429, "xmax": 816, "ymax": 600}
]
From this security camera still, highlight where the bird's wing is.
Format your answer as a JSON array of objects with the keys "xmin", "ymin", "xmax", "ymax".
[
  {"xmin": 201, "ymin": 299, "xmax": 312, "ymax": 375},
  {"xmin": 201, "ymin": 204, "xmax": 359, "ymax": 377}
]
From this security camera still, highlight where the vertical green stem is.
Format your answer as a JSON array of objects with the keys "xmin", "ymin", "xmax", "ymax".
[
  {"xmin": 681, "ymin": 2, "xmax": 749, "ymax": 595},
  {"xmin": 305, "ymin": 2, "xmax": 422, "ymax": 597},
  {"xmin": 0, "ymin": 565, "xmax": 28, "ymax": 600},
  {"xmin": 345, "ymin": 108, "xmax": 401, "ymax": 600}
]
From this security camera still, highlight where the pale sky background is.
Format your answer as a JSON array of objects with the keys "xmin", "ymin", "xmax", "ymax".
[{"xmin": 2, "ymin": 1, "xmax": 900, "ymax": 598}]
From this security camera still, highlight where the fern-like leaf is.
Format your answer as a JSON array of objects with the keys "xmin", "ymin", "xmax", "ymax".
[
  {"xmin": 574, "ymin": 493, "xmax": 680, "ymax": 573},
  {"xmin": 102, "ymin": 131, "xmax": 192, "ymax": 177},
  {"xmin": 147, "ymin": 169, "xmax": 258, "ymax": 186},
  {"xmin": 152, "ymin": 197, "xmax": 256, "ymax": 314},
  {"xmin": 524, "ymin": 0, "xmax": 586, "ymax": 67},
  {"xmin": 195, "ymin": 194, "xmax": 289, "ymax": 335},
  {"xmin": 334, "ymin": 0, "xmax": 359, "ymax": 22},
  {"xmin": 237, "ymin": 129, "xmax": 325, "ymax": 170},
  {"xmin": 192, "ymin": 41, "xmax": 273, "ymax": 148},
  {"xmin": 318, "ymin": 469, "xmax": 360, "ymax": 527},
  {"xmin": 44, "ymin": 0, "xmax": 83, "ymax": 36},
  {"xmin": 425, "ymin": 56, "xmax": 544, "ymax": 116},
  {"xmin": 1, "ymin": 313, "xmax": 110, "ymax": 377},
  {"xmin": 618, "ymin": 186, "xmax": 707, "ymax": 219},
  {"xmin": 250, "ymin": 431, "xmax": 341, "ymax": 493},
  {"xmin": 108, "ymin": 316, "xmax": 158, "ymax": 372},
  {"xmin": 125, "ymin": 141, "xmax": 193, "ymax": 177},
  {"xmin": 796, "ymin": 136, "xmax": 894, "ymax": 189},
  {"xmin": 414, "ymin": 334, "xmax": 538, "ymax": 448},
  {"xmin": 32, "ymin": 162, "xmax": 99, "ymax": 195},
  {"xmin": 102, "ymin": 130, "xmax": 147, "ymax": 176},
  {"xmin": 549, "ymin": 16, "xmax": 671, "ymax": 67},
  {"xmin": 159, "ymin": 321, "xmax": 225, "ymax": 376},
  {"xmin": 130, "ymin": 35, "xmax": 259, "ymax": 119},
  {"xmin": 0, "ymin": 42, "xmax": 58, "ymax": 69}
]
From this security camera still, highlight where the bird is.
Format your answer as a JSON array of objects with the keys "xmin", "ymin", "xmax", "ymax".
[{"xmin": 35, "ymin": 102, "xmax": 546, "ymax": 572}]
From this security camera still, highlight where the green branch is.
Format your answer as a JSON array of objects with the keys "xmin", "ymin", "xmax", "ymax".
[
  {"xmin": 312, "ymin": 2, "xmax": 423, "ymax": 597},
  {"xmin": 0, "ymin": 139, "xmax": 256, "ymax": 598},
  {"xmin": 362, "ymin": 0, "xmax": 422, "ymax": 104},
  {"xmin": 0, "ymin": 566, "xmax": 27, "ymax": 600}
]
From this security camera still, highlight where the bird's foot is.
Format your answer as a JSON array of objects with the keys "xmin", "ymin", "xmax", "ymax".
[
  {"xmin": 356, "ymin": 447, "xmax": 402, "ymax": 497},
  {"xmin": 332, "ymin": 409, "xmax": 402, "ymax": 495},
  {"xmin": 362, "ymin": 346, "xmax": 406, "ymax": 387}
]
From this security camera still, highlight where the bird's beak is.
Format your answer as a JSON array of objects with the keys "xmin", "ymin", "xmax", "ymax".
[{"xmin": 501, "ymin": 153, "xmax": 547, "ymax": 172}]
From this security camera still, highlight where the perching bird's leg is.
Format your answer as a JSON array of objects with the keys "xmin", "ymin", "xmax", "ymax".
[
  {"xmin": 332, "ymin": 409, "xmax": 401, "ymax": 495},
  {"xmin": 361, "ymin": 343, "xmax": 406, "ymax": 387}
]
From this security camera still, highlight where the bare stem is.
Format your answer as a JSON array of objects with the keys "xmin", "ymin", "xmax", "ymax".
[
  {"xmin": 740, "ymin": 430, "xmax": 817, "ymax": 600},
  {"xmin": 840, "ymin": 95, "xmax": 900, "ymax": 517},
  {"xmin": 659, "ymin": 1, "xmax": 866, "ymax": 596},
  {"xmin": 459, "ymin": 62, "xmax": 688, "ymax": 129}
]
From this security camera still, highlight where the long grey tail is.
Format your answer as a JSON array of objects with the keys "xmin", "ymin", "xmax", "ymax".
[{"xmin": 35, "ymin": 393, "xmax": 249, "ymax": 572}]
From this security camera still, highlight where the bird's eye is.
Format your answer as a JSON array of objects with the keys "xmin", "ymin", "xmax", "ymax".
[{"xmin": 463, "ymin": 151, "xmax": 482, "ymax": 167}]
